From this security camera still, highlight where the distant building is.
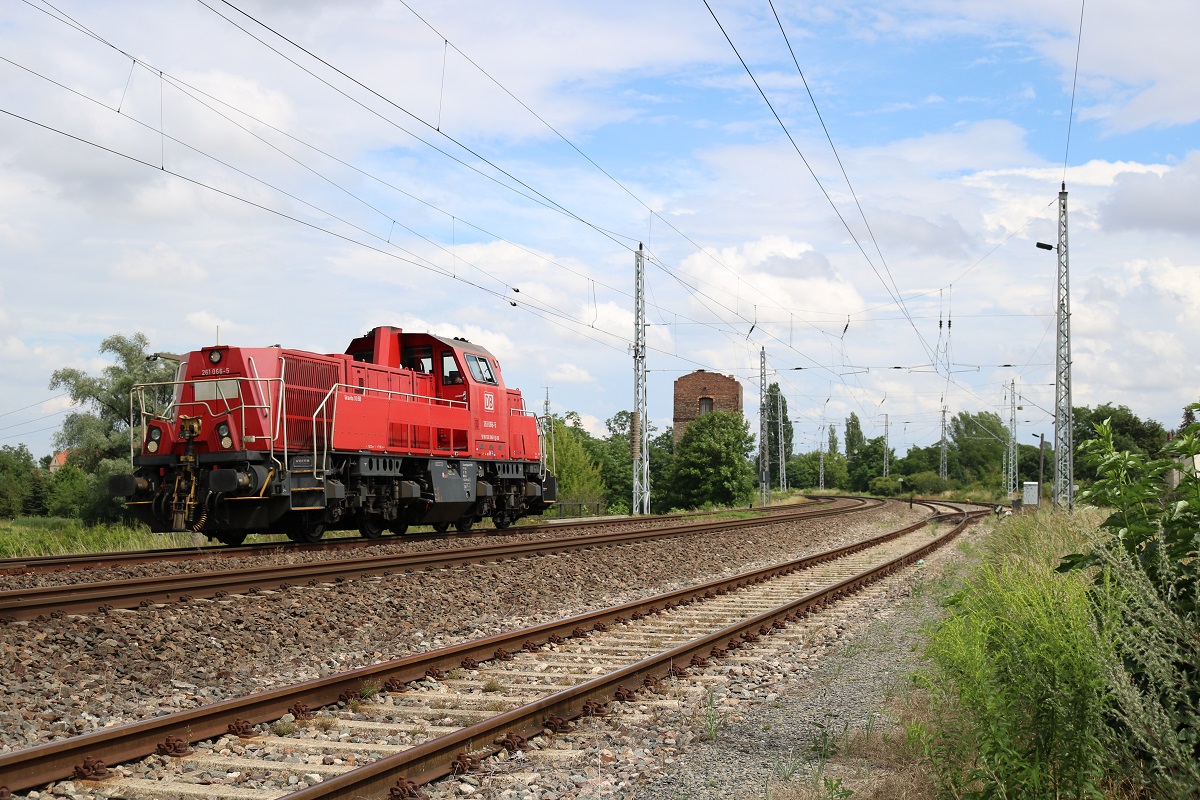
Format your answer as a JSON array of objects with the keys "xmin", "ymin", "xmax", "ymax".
[
  {"xmin": 673, "ymin": 370, "xmax": 743, "ymax": 444},
  {"xmin": 48, "ymin": 450, "xmax": 70, "ymax": 474}
]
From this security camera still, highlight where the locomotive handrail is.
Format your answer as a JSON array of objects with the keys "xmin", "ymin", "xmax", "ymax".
[
  {"xmin": 310, "ymin": 382, "xmax": 469, "ymax": 477},
  {"xmin": 126, "ymin": 376, "xmax": 282, "ymax": 464}
]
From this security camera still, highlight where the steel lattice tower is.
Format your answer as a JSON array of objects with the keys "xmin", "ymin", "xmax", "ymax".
[
  {"xmin": 1053, "ymin": 185, "xmax": 1074, "ymax": 511},
  {"xmin": 819, "ymin": 424, "xmax": 826, "ymax": 490},
  {"xmin": 759, "ymin": 347, "xmax": 770, "ymax": 507},
  {"xmin": 631, "ymin": 245, "xmax": 650, "ymax": 515},
  {"xmin": 1008, "ymin": 379, "xmax": 1018, "ymax": 497},
  {"xmin": 777, "ymin": 391, "xmax": 786, "ymax": 491},
  {"xmin": 883, "ymin": 413, "xmax": 889, "ymax": 478},
  {"xmin": 939, "ymin": 406, "xmax": 948, "ymax": 480}
]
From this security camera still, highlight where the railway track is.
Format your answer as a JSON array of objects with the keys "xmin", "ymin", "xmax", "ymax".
[
  {"xmin": 0, "ymin": 500, "xmax": 838, "ymax": 578},
  {"xmin": 0, "ymin": 504, "xmax": 982, "ymax": 798},
  {"xmin": 0, "ymin": 499, "xmax": 879, "ymax": 622}
]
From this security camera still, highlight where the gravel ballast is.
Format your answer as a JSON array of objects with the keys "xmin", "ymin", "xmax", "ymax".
[{"xmin": 2, "ymin": 501, "xmax": 965, "ymax": 800}]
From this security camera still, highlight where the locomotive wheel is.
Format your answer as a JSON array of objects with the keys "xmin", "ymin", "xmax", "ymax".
[
  {"xmin": 215, "ymin": 532, "xmax": 247, "ymax": 546},
  {"xmin": 358, "ymin": 515, "xmax": 385, "ymax": 539},
  {"xmin": 454, "ymin": 518, "xmax": 473, "ymax": 533},
  {"xmin": 388, "ymin": 522, "xmax": 409, "ymax": 535},
  {"xmin": 491, "ymin": 514, "xmax": 511, "ymax": 531},
  {"xmin": 294, "ymin": 519, "xmax": 326, "ymax": 543},
  {"xmin": 431, "ymin": 522, "xmax": 450, "ymax": 533}
]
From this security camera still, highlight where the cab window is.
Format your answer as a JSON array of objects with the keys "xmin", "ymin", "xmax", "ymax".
[
  {"xmin": 441, "ymin": 352, "xmax": 464, "ymax": 385},
  {"xmin": 466, "ymin": 354, "xmax": 497, "ymax": 385},
  {"xmin": 402, "ymin": 344, "xmax": 433, "ymax": 374}
]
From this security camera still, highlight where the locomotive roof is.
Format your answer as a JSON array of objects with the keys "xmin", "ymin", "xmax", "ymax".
[{"xmin": 427, "ymin": 333, "xmax": 497, "ymax": 359}]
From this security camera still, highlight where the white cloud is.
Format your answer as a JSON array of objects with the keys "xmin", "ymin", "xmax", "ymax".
[
  {"xmin": 110, "ymin": 243, "xmax": 207, "ymax": 282},
  {"xmin": 548, "ymin": 363, "xmax": 595, "ymax": 384}
]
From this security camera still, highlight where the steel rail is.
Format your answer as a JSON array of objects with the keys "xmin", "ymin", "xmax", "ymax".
[
  {"xmin": 0, "ymin": 503, "xmax": 961, "ymax": 794},
  {"xmin": 0, "ymin": 499, "xmax": 880, "ymax": 621},
  {"xmin": 0, "ymin": 501, "xmax": 836, "ymax": 576}
]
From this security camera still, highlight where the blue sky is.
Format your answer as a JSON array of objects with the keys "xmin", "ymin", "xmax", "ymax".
[{"xmin": 2, "ymin": 0, "xmax": 1198, "ymax": 464}]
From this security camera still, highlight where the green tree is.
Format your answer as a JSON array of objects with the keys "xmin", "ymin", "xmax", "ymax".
[
  {"xmin": 45, "ymin": 464, "xmax": 93, "ymax": 519},
  {"xmin": 948, "ymin": 411, "xmax": 1006, "ymax": 485},
  {"xmin": 49, "ymin": 333, "xmax": 179, "ymax": 473},
  {"xmin": 895, "ymin": 443, "xmax": 940, "ymax": 476},
  {"xmin": 1073, "ymin": 403, "xmax": 1167, "ymax": 484},
  {"xmin": 544, "ymin": 416, "xmax": 606, "ymax": 510},
  {"xmin": 0, "ymin": 444, "xmax": 36, "ymax": 518},
  {"xmin": 844, "ymin": 413, "xmax": 864, "ymax": 459},
  {"xmin": 667, "ymin": 411, "xmax": 755, "ymax": 509},
  {"xmin": 848, "ymin": 435, "xmax": 890, "ymax": 492},
  {"xmin": 786, "ymin": 451, "xmax": 819, "ymax": 489},
  {"xmin": 764, "ymin": 383, "xmax": 793, "ymax": 487},
  {"xmin": 647, "ymin": 427, "xmax": 674, "ymax": 513},
  {"xmin": 827, "ymin": 424, "xmax": 839, "ymax": 458},
  {"xmin": 593, "ymin": 411, "xmax": 634, "ymax": 514}
]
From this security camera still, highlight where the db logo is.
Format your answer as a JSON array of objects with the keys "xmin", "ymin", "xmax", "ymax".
[{"xmin": 483, "ymin": 392, "xmax": 495, "ymax": 412}]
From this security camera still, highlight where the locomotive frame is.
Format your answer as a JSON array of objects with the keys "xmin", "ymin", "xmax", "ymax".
[{"xmin": 110, "ymin": 326, "xmax": 557, "ymax": 544}]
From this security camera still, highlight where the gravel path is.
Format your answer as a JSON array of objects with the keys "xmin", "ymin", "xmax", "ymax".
[{"xmin": 0, "ymin": 503, "xmax": 920, "ymax": 758}]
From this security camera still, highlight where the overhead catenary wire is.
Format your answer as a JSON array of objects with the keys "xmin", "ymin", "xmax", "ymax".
[
  {"xmin": 703, "ymin": 0, "xmax": 939, "ymax": 370},
  {"xmin": 9, "ymin": 0, "xmax": 1065, "ymax": 453},
  {"xmin": 25, "ymin": 0, "xmax": 870, "ymax": 400}
]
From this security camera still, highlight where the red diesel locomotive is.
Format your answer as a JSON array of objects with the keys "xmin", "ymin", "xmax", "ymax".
[{"xmin": 110, "ymin": 326, "xmax": 557, "ymax": 544}]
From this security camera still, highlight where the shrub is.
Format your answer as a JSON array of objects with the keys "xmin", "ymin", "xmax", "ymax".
[
  {"xmin": 1060, "ymin": 413, "xmax": 1200, "ymax": 797},
  {"xmin": 923, "ymin": 550, "xmax": 1109, "ymax": 798}
]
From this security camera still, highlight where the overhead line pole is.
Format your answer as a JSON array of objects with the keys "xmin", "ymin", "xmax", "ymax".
[
  {"xmin": 777, "ymin": 390, "xmax": 786, "ymax": 492},
  {"xmin": 1053, "ymin": 184, "xmax": 1074, "ymax": 511},
  {"xmin": 760, "ymin": 347, "xmax": 770, "ymax": 508},
  {"xmin": 883, "ymin": 413, "xmax": 889, "ymax": 478},
  {"xmin": 1008, "ymin": 379, "xmax": 1018, "ymax": 498},
  {"xmin": 819, "ymin": 423, "xmax": 826, "ymax": 491},
  {"xmin": 631, "ymin": 245, "xmax": 650, "ymax": 515},
  {"xmin": 939, "ymin": 406, "xmax": 948, "ymax": 480}
]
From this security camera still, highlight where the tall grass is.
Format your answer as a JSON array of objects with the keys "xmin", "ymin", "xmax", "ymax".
[
  {"xmin": 0, "ymin": 516, "xmax": 196, "ymax": 557},
  {"xmin": 919, "ymin": 508, "xmax": 1112, "ymax": 799}
]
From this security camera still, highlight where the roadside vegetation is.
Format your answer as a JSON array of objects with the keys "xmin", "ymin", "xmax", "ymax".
[{"xmin": 809, "ymin": 412, "xmax": 1199, "ymax": 800}]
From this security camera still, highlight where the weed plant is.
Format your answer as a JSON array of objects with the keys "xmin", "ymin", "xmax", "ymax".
[
  {"xmin": 0, "ymin": 516, "xmax": 194, "ymax": 557},
  {"xmin": 1062, "ymin": 415, "xmax": 1200, "ymax": 798},
  {"xmin": 921, "ymin": 541, "xmax": 1109, "ymax": 798}
]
